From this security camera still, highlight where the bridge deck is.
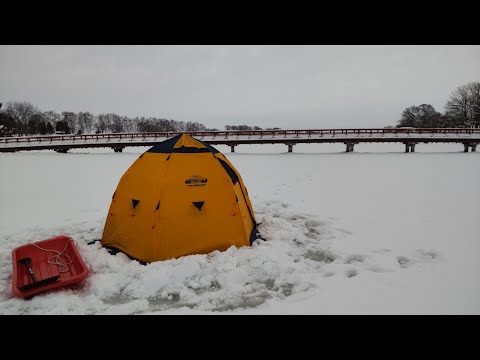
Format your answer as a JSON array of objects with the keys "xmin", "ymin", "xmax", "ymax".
[{"xmin": 1, "ymin": 128, "xmax": 480, "ymax": 152}]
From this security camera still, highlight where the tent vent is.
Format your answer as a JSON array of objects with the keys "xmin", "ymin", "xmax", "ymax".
[
  {"xmin": 132, "ymin": 199, "xmax": 140, "ymax": 209},
  {"xmin": 192, "ymin": 201, "xmax": 205, "ymax": 211}
]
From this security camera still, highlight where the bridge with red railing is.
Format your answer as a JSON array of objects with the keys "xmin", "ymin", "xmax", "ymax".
[{"xmin": 1, "ymin": 128, "xmax": 480, "ymax": 153}]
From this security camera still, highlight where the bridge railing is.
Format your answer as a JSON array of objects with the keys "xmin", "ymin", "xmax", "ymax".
[{"xmin": 2, "ymin": 128, "xmax": 480, "ymax": 144}]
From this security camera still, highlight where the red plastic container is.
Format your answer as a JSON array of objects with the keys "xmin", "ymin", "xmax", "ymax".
[{"xmin": 12, "ymin": 235, "xmax": 89, "ymax": 298}]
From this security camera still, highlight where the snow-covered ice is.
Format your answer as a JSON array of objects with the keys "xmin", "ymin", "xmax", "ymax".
[{"xmin": 1, "ymin": 142, "xmax": 479, "ymax": 314}]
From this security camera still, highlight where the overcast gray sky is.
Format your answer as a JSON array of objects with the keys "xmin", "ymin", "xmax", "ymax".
[{"xmin": 1, "ymin": 45, "xmax": 479, "ymax": 129}]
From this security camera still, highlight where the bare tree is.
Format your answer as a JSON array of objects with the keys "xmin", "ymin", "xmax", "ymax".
[
  {"xmin": 78, "ymin": 112, "xmax": 94, "ymax": 134},
  {"xmin": 445, "ymin": 82, "xmax": 480, "ymax": 128},
  {"xmin": 62, "ymin": 112, "xmax": 78, "ymax": 134},
  {"xmin": 109, "ymin": 113, "xmax": 124, "ymax": 133},
  {"xmin": 4, "ymin": 101, "xmax": 39, "ymax": 135},
  {"xmin": 124, "ymin": 117, "xmax": 138, "ymax": 133},
  {"xmin": 186, "ymin": 121, "xmax": 204, "ymax": 131},
  {"xmin": 121, "ymin": 116, "xmax": 134, "ymax": 133},
  {"xmin": 177, "ymin": 121, "xmax": 186, "ymax": 132},
  {"xmin": 96, "ymin": 114, "xmax": 109, "ymax": 133},
  {"xmin": 43, "ymin": 111, "xmax": 61, "ymax": 128}
]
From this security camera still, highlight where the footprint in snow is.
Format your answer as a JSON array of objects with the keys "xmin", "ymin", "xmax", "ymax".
[
  {"xmin": 346, "ymin": 269, "xmax": 358, "ymax": 278},
  {"xmin": 397, "ymin": 256, "xmax": 411, "ymax": 268},
  {"xmin": 344, "ymin": 254, "xmax": 365, "ymax": 264}
]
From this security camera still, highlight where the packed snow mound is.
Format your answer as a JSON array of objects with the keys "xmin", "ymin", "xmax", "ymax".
[{"xmin": 0, "ymin": 200, "xmax": 441, "ymax": 315}]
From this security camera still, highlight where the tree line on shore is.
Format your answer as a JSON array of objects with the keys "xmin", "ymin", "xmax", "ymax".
[
  {"xmin": 0, "ymin": 101, "xmax": 280, "ymax": 137},
  {"xmin": 395, "ymin": 82, "xmax": 479, "ymax": 128},
  {"xmin": 0, "ymin": 103, "xmax": 279, "ymax": 137},
  {"xmin": 1, "ymin": 82, "xmax": 478, "ymax": 137},
  {"xmin": 0, "ymin": 104, "xmax": 214, "ymax": 136}
]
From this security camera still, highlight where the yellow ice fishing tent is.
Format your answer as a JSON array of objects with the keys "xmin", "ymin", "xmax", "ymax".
[{"xmin": 101, "ymin": 134, "xmax": 258, "ymax": 263}]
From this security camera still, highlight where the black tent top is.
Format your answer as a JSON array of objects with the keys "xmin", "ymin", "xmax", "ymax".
[{"xmin": 147, "ymin": 134, "xmax": 219, "ymax": 154}]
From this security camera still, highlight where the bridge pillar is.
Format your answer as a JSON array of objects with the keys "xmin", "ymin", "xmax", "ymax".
[
  {"xmin": 410, "ymin": 144, "xmax": 416, "ymax": 152},
  {"xmin": 113, "ymin": 147, "xmax": 124, "ymax": 153},
  {"xmin": 55, "ymin": 148, "xmax": 69, "ymax": 153},
  {"xmin": 288, "ymin": 144, "xmax": 293, "ymax": 153},
  {"xmin": 472, "ymin": 144, "xmax": 477, "ymax": 152},
  {"xmin": 464, "ymin": 143, "xmax": 469, "ymax": 152},
  {"xmin": 230, "ymin": 145, "xmax": 235, "ymax": 153},
  {"xmin": 404, "ymin": 143, "xmax": 410, "ymax": 153}
]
